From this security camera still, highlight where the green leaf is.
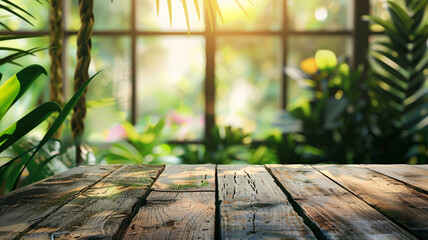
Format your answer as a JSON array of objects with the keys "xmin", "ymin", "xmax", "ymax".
[
  {"xmin": 0, "ymin": 101, "xmax": 61, "ymax": 153},
  {"xmin": 0, "ymin": 64, "xmax": 47, "ymax": 120},
  {"xmin": 1, "ymin": 0, "xmax": 35, "ymax": 20},
  {"xmin": 387, "ymin": 1, "xmax": 413, "ymax": 31},
  {"xmin": 35, "ymin": 71, "xmax": 102, "ymax": 154},
  {"xmin": 11, "ymin": 70, "xmax": 102, "ymax": 190},
  {"xmin": 0, "ymin": 3, "xmax": 34, "ymax": 27}
]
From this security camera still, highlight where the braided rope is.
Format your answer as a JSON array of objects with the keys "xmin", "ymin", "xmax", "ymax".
[
  {"xmin": 49, "ymin": 0, "xmax": 63, "ymax": 138},
  {"xmin": 72, "ymin": 0, "xmax": 94, "ymax": 163}
]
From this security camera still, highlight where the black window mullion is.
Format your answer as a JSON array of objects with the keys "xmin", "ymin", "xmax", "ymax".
[
  {"xmin": 281, "ymin": 0, "xmax": 289, "ymax": 109},
  {"xmin": 130, "ymin": 0, "xmax": 137, "ymax": 124},
  {"xmin": 204, "ymin": 10, "xmax": 216, "ymax": 142},
  {"xmin": 352, "ymin": 0, "xmax": 369, "ymax": 70}
]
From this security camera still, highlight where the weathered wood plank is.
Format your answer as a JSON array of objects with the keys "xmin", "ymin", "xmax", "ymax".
[
  {"xmin": 315, "ymin": 165, "xmax": 428, "ymax": 239},
  {"xmin": 123, "ymin": 192, "xmax": 215, "ymax": 239},
  {"xmin": 363, "ymin": 164, "xmax": 428, "ymax": 194},
  {"xmin": 151, "ymin": 164, "xmax": 215, "ymax": 191},
  {"xmin": 414, "ymin": 164, "xmax": 428, "ymax": 171},
  {"xmin": 267, "ymin": 164, "xmax": 416, "ymax": 240},
  {"xmin": 218, "ymin": 165, "xmax": 316, "ymax": 239},
  {"xmin": 23, "ymin": 164, "xmax": 164, "ymax": 240},
  {"xmin": 0, "ymin": 164, "xmax": 120, "ymax": 240},
  {"xmin": 123, "ymin": 164, "xmax": 216, "ymax": 239}
]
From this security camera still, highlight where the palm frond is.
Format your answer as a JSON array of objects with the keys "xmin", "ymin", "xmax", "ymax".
[{"xmin": 367, "ymin": 0, "xmax": 428, "ymax": 161}]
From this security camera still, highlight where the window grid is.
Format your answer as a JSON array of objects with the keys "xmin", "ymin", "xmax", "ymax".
[{"xmin": 0, "ymin": 0, "xmax": 371, "ymax": 143}]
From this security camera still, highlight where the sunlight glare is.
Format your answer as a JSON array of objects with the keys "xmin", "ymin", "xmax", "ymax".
[{"xmin": 314, "ymin": 7, "xmax": 328, "ymax": 22}]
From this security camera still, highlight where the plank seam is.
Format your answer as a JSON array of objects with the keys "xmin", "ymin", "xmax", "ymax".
[
  {"xmin": 361, "ymin": 165, "xmax": 428, "ymax": 196},
  {"xmin": 214, "ymin": 164, "xmax": 221, "ymax": 240},
  {"xmin": 264, "ymin": 165, "xmax": 327, "ymax": 240},
  {"xmin": 152, "ymin": 190, "xmax": 216, "ymax": 192},
  {"xmin": 312, "ymin": 165, "xmax": 420, "ymax": 240},
  {"xmin": 13, "ymin": 165, "xmax": 122, "ymax": 240},
  {"xmin": 114, "ymin": 164, "xmax": 166, "ymax": 240}
]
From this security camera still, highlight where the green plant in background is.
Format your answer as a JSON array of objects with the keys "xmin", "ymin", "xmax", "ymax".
[
  {"xmin": 97, "ymin": 119, "xmax": 172, "ymax": 164},
  {"xmin": 178, "ymin": 125, "xmax": 278, "ymax": 165},
  {"xmin": 272, "ymin": 49, "xmax": 367, "ymax": 163},
  {"xmin": 366, "ymin": 0, "xmax": 428, "ymax": 163}
]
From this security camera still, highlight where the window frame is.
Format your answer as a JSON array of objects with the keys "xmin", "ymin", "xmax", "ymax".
[{"xmin": 0, "ymin": 0, "xmax": 370, "ymax": 143}]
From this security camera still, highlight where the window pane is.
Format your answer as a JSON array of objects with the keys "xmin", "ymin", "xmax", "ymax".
[
  {"xmin": 216, "ymin": 0, "xmax": 282, "ymax": 31},
  {"xmin": 0, "ymin": 0, "xmax": 49, "ymax": 31},
  {"xmin": 136, "ymin": 0, "xmax": 205, "ymax": 32},
  {"xmin": 288, "ymin": 0, "xmax": 350, "ymax": 31},
  {"xmin": 287, "ymin": 36, "xmax": 351, "ymax": 103},
  {"xmin": 66, "ymin": 0, "xmax": 131, "ymax": 31},
  {"xmin": 136, "ymin": 37, "xmax": 205, "ymax": 140},
  {"xmin": 66, "ymin": 36, "xmax": 132, "ymax": 141},
  {"xmin": 216, "ymin": 36, "xmax": 281, "ymax": 138}
]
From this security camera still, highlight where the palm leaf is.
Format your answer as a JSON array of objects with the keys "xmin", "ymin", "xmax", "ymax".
[
  {"xmin": 0, "ymin": 102, "xmax": 61, "ymax": 153},
  {"xmin": 11, "ymin": 70, "xmax": 102, "ymax": 190},
  {"xmin": 0, "ymin": 64, "xmax": 47, "ymax": 120}
]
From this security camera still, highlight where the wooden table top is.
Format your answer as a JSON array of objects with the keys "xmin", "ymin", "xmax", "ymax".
[{"xmin": 0, "ymin": 164, "xmax": 427, "ymax": 239}]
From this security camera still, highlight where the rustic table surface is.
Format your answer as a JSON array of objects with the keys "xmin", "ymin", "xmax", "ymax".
[{"xmin": 0, "ymin": 164, "xmax": 427, "ymax": 240}]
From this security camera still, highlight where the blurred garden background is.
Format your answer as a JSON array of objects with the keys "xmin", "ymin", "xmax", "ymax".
[{"xmin": 0, "ymin": 0, "xmax": 427, "ymax": 193}]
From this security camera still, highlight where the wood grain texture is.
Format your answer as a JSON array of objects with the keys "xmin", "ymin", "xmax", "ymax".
[
  {"xmin": 218, "ymin": 165, "xmax": 316, "ymax": 239},
  {"xmin": 151, "ymin": 164, "xmax": 215, "ymax": 191},
  {"xmin": 315, "ymin": 165, "xmax": 428, "ymax": 239},
  {"xmin": 0, "ymin": 165, "xmax": 120, "ymax": 240},
  {"xmin": 267, "ymin": 164, "xmax": 416, "ymax": 240},
  {"xmin": 123, "ymin": 165, "xmax": 216, "ymax": 239},
  {"xmin": 123, "ymin": 192, "xmax": 215, "ymax": 240},
  {"xmin": 23, "ymin": 164, "xmax": 164, "ymax": 240},
  {"xmin": 363, "ymin": 164, "xmax": 428, "ymax": 194},
  {"xmin": 413, "ymin": 164, "xmax": 428, "ymax": 171}
]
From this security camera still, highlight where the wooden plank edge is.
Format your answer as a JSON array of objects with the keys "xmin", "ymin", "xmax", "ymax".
[
  {"xmin": 361, "ymin": 164, "xmax": 428, "ymax": 196},
  {"xmin": 311, "ymin": 165, "xmax": 420, "ymax": 239},
  {"xmin": 413, "ymin": 165, "xmax": 428, "ymax": 170},
  {"xmin": 14, "ymin": 165, "xmax": 123, "ymax": 240},
  {"xmin": 113, "ymin": 164, "xmax": 166, "ymax": 240},
  {"xmin": 264, "ymin": 165, "xmax": 328, "ymax": 240}
]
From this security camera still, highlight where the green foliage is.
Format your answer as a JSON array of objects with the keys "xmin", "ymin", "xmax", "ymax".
[
  {"xmin": 0, "ymin": 66, "xmax": 100, "ymax": 192},
  {"xmin": 178, "ymin": 125, "xmax": 278, "ymax": 165},
  {"xmin": 0, "ymin": 0, "xmax": 47, "ymax": 66},
  {"xmin": 275, "ymin": 50, "xmax": 367, "ymax": 163},
  {"xmin": 269, "ymin": 0, "xmax": 427, "ymax": 164},
  {"xmin": 97, "ymin": 119, "xmax": 171, "ymax": 164},
  {"xmin": 0, "ymin": 139, "xmax": 76, "ymax": 194},
  {"xmin": 366, "ymin": 0, "xmax": 428, "ymax": 163}
]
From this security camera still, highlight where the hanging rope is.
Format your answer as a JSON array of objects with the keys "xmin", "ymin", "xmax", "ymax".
[
  {"xmin": 49, "ymin": 0, "xmax": 64, "ymax": 139},
  {"xmin": 72, "ymin": 0, "xmax": 94, "ymax": 164}
]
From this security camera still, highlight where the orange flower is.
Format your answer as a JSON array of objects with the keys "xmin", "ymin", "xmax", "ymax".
[{"xmin": 300, "ymin": 57, "xmax": 318, "ymax": 75}]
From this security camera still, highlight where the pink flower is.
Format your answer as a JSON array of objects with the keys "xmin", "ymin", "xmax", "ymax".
[
  {"xmin": 105, "ymin": 124, "xmax": 127, "ymax": 142},
  {"xmin": 167, "ymin": 111, "xmax": 191, "ymax": 125}
]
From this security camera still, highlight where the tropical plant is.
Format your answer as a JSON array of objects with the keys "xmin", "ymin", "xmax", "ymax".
[
  {"xmin": 178, "ymin": 125, "xmax": 267, "ymax": 164},
  {"xmin": 0, "ymin": 65, "xmax": 100, "ymax": 192},
  {"xmin": 272, "ymin": 50, "xmax": 367, "ymax": 163},
  {"xmin": 0, "ymin": 0, "xmax": 47, "ymax": 66},
  {"xmin": 366, "ymin": 0, "xmax": 428, "ymax": 163},
  {"xmin": 157, "ymin": 0, "xmax": 253, "ymax": 34},
  {"xmin": 97, "ymin": 119, "xmax": 171, "ymax": 164},
  {"xmin": 0, "ymin": 138, "xmax": 75, "ymax": 194}
]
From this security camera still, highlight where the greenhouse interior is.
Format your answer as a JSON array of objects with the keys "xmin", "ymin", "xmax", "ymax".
[{"xmin": 0, "ymin": 0, "xmax": 427, "ymax": 194}]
